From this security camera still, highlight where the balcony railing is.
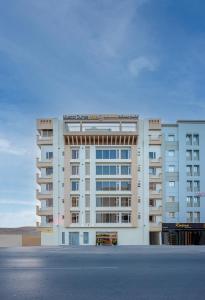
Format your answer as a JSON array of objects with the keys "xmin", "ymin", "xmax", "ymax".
[
  {"xmin": 36, "ymin": 158, "xmax": 53, "ymax": 169},
  {"xmin": 36, "ymin": 173, "xmax": 53, "ymax": 184},
  {"xmin": 36, "ymin": 206, "xmax": 53, "ymax": 216},
  {"xmin": 149, "ymin": 136, "xmax": 162, "ymax": 145},
  {"xmin": 36, "ymin": 189, "xmax": 53, "ymax": 200},
  {"xmin": 36, "ymin": 135, "xmax": 53, "ymax": 146}
]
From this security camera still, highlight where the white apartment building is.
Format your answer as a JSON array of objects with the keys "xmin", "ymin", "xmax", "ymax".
[{"xmin": 36, "ymin": 115, "xmax": 162, "ymax": 245}]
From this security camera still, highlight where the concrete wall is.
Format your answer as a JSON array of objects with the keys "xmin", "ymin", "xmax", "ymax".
[{"xmin": 0, "ymin": 234, "xmax": 22, "ymax": 247}]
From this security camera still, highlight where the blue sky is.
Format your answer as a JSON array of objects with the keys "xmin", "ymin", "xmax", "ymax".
[{"xmin": 0, "ymin": 0, "xmax": 205, "ymax": 227}]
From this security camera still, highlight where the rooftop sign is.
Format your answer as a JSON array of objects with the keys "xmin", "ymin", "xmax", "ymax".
[{"xmin": 63, "ymin": 114, "xmax": 138, "ymax": 121}]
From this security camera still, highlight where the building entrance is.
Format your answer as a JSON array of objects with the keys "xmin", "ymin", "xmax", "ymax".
[
  {"xmin": 96, "ymin": 232, "xmax": 117, "ymax": 246},
  {"xmin": 162, "ymin": 223, "xmax": 205, "ymax": 245}
]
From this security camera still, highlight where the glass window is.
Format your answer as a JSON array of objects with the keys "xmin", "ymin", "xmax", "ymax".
[
  {"xmin": 168, "ymin": 196, "xmax": 175, "ymax": 202},
  {"xmin": 168, "ymin": 135, "xmax": 175, "ymax": 142},
  {"xmin": 168, "ymin": 165, "xmax": 175, "ymax": 172},
  {"xmin": 193, "ymin": 134, "xmax": 199, "ymax": 146},
  {"xmin": 71, "ymin": 165, "xmax": 79, "ymax": 175},
  {"xmin": 149, "ymin": 152, "xmax": 156, "ymax": 159},
  {"xmin": 194, "ymin": 165, "xmax": 200, "ymax": 176},
  {"xmin": 121, "ymin": 197, "xmax": 131, "ymax": 207},
  {"xmin": 186, "ymin": 196, "xmax": 193, "ymax": 207},
  {"xmin": 121, "ymin": 213, "xmax": 131, "ymax": 223},
  {"xmin": 103, "ymin": 165, "xmax": 109, "ymax": 174},
  {"xmin": 186, "ymin": 165, "xmax": 192, "ymax": 176},
  {"xmin": 187, "ymin": 181, "xmax": 192, "ymax": 192},
  {"xmin": 186, "ymin": 134, "xmax": 192, "ymax": 145},
  {"xmin": 96, "ymin": 181, "xmax": 102, "ymax": 191},
  {"xmin": 83, "ymin": 232, "xmax": 89, "ymax": 244},
  {"xmin": 121, "ymin": 165, "xmax": 131, "ymax": 175},
  {"xmin": 85, "ymin": 195, "xmax": 90, "ymax": 207},
  {"xmin": 110, "ymin": 181, "xmax": 117, "ymax": 191},
  {"xmin": 194, "ymin": 212, "xmax": 200, "ymax": 222},
  {"xmin": 193, "ymin": 150, "xmax": 199, "ymax": 160},
  {"xmin": 186, "ymin": 212, "xmax": 193, "ymax": 223},
  {"xmin": 96, "ymin": 166, "xmax": 102, "ymax": 175},
  {"xmin": 96, "ymin": 150, "xmax": 102, "ymax": 159},
  {"xmin": 71, "ymin": 196, "xmax": 79, "ymax": 207},
  {"xmin": 71, "ymin": 213, "xmax": 79, "ymax": 223},
  {"xmin": 103, "ymin": 150, "xmax": 109, "ymax": 159},
  {"xmin": 121, "ymin": 149, "xmax": 130, "ymax": 159},
  {"xmin": 193, "ymin": 196, "xmax": 200, "ymax": 207},
  {"xmin": 110, "ymin": 165, "xmax": 117, "ymax": 175},
  {"xmin": 85, "ymin": 211, "xmax": 90, "ymax": 223},
  {"xmin": 169, "ymin": 181, "xmax": 175, "ymax": 187},
  {"xmin": 121, "ymin": 181, "xmax": 131, "ymax": 191},
  {"xmin": 71, "ymin": 181, "xmax": 79, "ymax": 191},
  {"xmin": 168, "ymin": 150, "xmax": 175, "ymax": 157},
  {"xmin": 46, "ymin": 152, "xmax": 53, "ymax": 160},
  {"xmin": 46, "ymin": 183, "xmax": 53, "ymax": 191},
  {"xmin": 194, "ymin": 180, "xmax": 200, "ymax": 192},
  {"xmin": 149, "ymin": 167, "xmax": 156, "ymax": 175},
  {"xmin": 46, "ymin": 167, "xmax": 53, "ymax": 175},
  {"xmin": 110, "ymin": 150, "xmax": 116, "ymax": 159},
  {"xmin": 72, "ymin": 149, "xmax": 79, "ymax": 159}
]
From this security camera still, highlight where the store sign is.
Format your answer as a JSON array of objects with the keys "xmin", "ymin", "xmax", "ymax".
[
  {"xmin": 163, "ymin": 223, "xmax": 205, "ymax": 230},
  {"xmin": 63, "ymin": 114, "xmax": 138, "ymax": 120}
]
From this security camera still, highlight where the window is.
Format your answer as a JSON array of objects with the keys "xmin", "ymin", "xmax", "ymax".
[
  {"xmin": 46, "ymin": 215, "xmax": 53, "ymax": 223},
  {"xmin": 194, "ymin": 165, "xmax": 200, "ymax": 176},
  {"xmin": 46, "ymin": 183, "xmax": 53, "ymax": 191},
  {"xmin": 168, "ymin": 196, "xmax": 175, "ymax": 202},
  {"xmin": 149, "ymin": 167, "xmax": 156, "ymax": 175},
  {"xmin": 168, "ymin": 212, "xmax": 175, "ymax": 218},
  {"xmin": 85, "ymin": 211, "xmax": 90, "ymax": 223},
  {"xmin": 186, "ymin": 134, "xmax": 192, "ymax": 145},
  {"xmin": 83, "ymin": 232, "xmax": 89, "ymax": 244},
  {"xmin": 168, "ymin": 165, "xmax": 175, "ymax": 172},
  {"xmin": 71, "ymin": 212, "xmax": 79, "ymax": 223},
  {"xmin": 193, "ymin": 150, "xmax": 199, "ymax": 160},
  {"xmin": 72, "ymin": 149, "xmax": 79, "ymax": 159},
  {"xmin": 96, "ymin": 197, "xmax": 119, "ymax": 207},
  {"xmin": 149, "ymin": 152, "xmax": 156, "ymax": 159},
  {"xmin": 121, "ymin": 149, "xmax": 130, "ymax": 159},
  {"xmin": 96, "ymin": 149, "xmax": 120, "ymax": 159},
  {"xmin": 194, "ymin": 181, "xmax": 200, "ymax": 192},
  {"xmin": 186, "ymin": 150, "xmax": 192, "ymax": 161},
  {"xmin": 85, "ymin": 195, "xmax": 90, "ymax": 207},
  {"xmin": 187, "ymin": 181, "xmax": 192, "ymax": 192},
  {"xmin": 168, "ymin": 135, "xmax": 175, "ymax": 142},
  {"xmin": 186, "ymin": 212, "xmax": 193, "ymax": 223},
  {"xmin": 62, "ymin": 232, "xmax": 65, "ymax": 244},
  {"xmin": 85, "ymin": 163, "xmax": 90, "ymax": 175},
  {"xmin": 194, "ymin": 212, "xmax": 200, "ymax": 222},
  {"xmin": 46, "ymin": 152, "xmax": 53, "ymax": 160},
  {"xmin": 85, "ymin": 147, "xmax": 90, "ymax": 159},
  {"xmin": 193, "ymin": 134, "xmax": 199, "ymax": 146},
  {"xmin": 186, "ymin": 165, "xmax": 192, "ymax": 176},
  {"xmin": 169, "ymin": 181, "xmax": 175, "ymax": 187},
  {"xmin": 121, "ymin": 197, "xmax": 131, "ymax": 207},
  {"xmin": 71, "ymin": 181, "xmax": 79, "ymax": 191},
  {"xmin": 46, "ymin": 167, "xmax": 53, "ymax": 176},
  {"xmin": 42, "ymin": 130, "xmax": 53, "ymax": 137},
  {"xmin": 168, "ymin": 150, "xmax": 175, "ymax": 157},
  {"xmin": 149, "ymin": 182, "xmax": 156, "ymax": 191},
  {"xmin": 71, "ymin": 196, "xmax": 79, "ymax": 207},
  {"xmin": 121, "ymin": 181, "xmax": 131, "ymax": 191},
  {"xmin": 85, "ymin": 179, "xmax": 90, "ymax": 191},
  {"xmin": 186, "ymin": 196, "xmax": 193, "ymax": 207},
  {"xmin": 193, "ymin": 196, "xmax": 200, "ymax": 207},
  {"xmin": 121, "ymin": 213, "xmax": 131, "ymax": 223},
  {"xmin": 71, "ymin": 165, "xmax": 79, "ymax": 175},
  {"xmin": 96, "ymin": 212, "xmax": 119, "ymax": 223},
  {"xmin": 121, "ymin": 165, "xmax": 131, "ymax": 175}
]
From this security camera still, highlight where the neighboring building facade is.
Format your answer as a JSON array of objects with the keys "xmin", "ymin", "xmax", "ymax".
[
  {"xmin": 36, "ymin": 115, "xmax": 162, "ymax": 245},
  {"xmin": 162, "ymin": 121, "xmax": 205, "ymax": 245}
]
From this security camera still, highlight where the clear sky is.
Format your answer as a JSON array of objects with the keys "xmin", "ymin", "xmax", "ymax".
[{"xmin": 0, "ymin": 0, "xmax": 205, "ymax": 227}]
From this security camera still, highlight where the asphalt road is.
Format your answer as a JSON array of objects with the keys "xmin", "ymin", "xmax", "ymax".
[{"xmin": 0, "ymin": 246, "xmax": 205, "ymax": 300}]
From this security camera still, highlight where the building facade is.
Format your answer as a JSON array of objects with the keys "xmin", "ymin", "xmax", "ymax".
[
  {"xmin": 162, "ymin": 121, "xmax": 205, "ymax": 245},
  {"xmin": 36, "ymin": 115, "xmax": 162, "ymax": 245}
]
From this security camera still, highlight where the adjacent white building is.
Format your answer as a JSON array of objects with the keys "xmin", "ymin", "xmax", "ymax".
[{"xmin": 36, "ymin": 115, "xmax": 162, "ymax": 245}]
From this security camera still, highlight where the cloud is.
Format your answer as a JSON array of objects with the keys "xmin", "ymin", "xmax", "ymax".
[
  {"xmin": 0, "ymin": 210, "xmax": 36, "ymax": 227},
  {"xmin": 128, "ymin": 56, "xmax": 158, "ymax": 77},
  {"xmin": 0, "ymin": 137, "xmax": 27, "ymax": 155},
  {"xmin": 0, "ymin": 199, "xmax": 35, "ymax": 206}
]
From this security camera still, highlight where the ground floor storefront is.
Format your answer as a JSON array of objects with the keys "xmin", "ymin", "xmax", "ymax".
[{"xmin": 162, "ymin": 223, "xmax": 205, "ymax": 245}]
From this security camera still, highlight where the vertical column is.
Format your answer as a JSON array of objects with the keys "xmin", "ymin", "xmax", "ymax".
[{"xmin": 131, "ymin": 144, "xmax": 138, "ymax": 227}]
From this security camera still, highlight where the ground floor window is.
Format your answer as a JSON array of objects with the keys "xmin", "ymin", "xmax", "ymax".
[
  {"xmin": 83, "ymin": 232, "xmax": 89, "ymax": 244},
  {"xmin": 62, "ymin": 232, "xmax": 65, "ymax": 244}
]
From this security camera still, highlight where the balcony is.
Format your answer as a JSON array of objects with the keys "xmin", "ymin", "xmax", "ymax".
[
  {"xmin": 149, "ymin": 158, "xmax": 162, "ymax": 168},
  {"xmin": 149, "ymin": 206, "xmax": 163, "ymax": 215},
  {"xmin": 36, "ymin": 205, "xmax": 53, "ymax": 216},
  {"xmin": 149, "ymin": 135, "xmax": 162, "ymax": 145},
  {"xmin": 36, "ymin": 173, "xmax": 53, "ymax": 184},
  {"xmin": 149, "ymin": 174, "xmax": 162, "ymax": 183},
  {"xmin": 149, "ymin": 222, "xmax": 162, "ymax": 232},
  {"xmin": 36, "ymin": 134, "xmax": 53, "ymax": 146},
  {"xmin": 36, "ymin": 221, "xmax": 53, "ymax": 232},
  {"xmin": 149, "ymin": 190, "xmax": 162, "ymax": 199},
  {"xmin": 36, "ymin": 158, "xmax": 53, "ymax": 169},
  {"xmin": 36, "ymin": 189, "xmax": 53, "ymax": 200}
]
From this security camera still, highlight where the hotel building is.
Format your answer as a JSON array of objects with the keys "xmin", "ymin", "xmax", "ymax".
[
  {"xmin": 162, "ymin": 121, "xmax": 205, "ymax": 245},
  {"xmin": 36, "ymin": 115, "xmax": 163, "ymax": 245}
]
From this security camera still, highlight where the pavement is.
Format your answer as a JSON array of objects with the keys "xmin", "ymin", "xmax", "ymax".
[{"xmin": 0, "ymin": 246, "xmax": 205, "ymax": 300}]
